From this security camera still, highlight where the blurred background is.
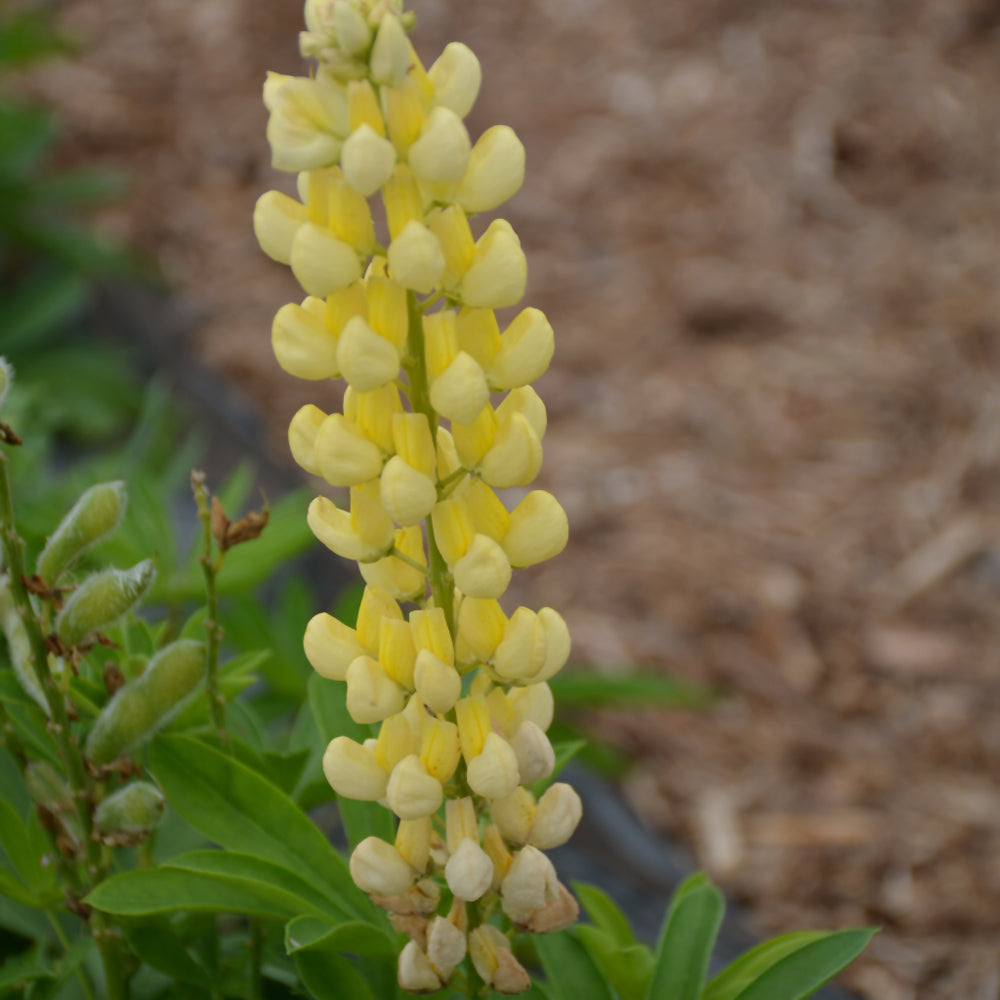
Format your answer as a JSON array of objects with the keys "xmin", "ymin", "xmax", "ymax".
[{"xmin": 10, "ymin": 0, "xmax": 1000, "ymax": 997}]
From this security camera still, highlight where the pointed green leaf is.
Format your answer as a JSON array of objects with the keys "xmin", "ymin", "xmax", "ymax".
[
  {"xmin": 149, "ymin": 734, "xmax": 373, "ymax": 921},
  {"xmin": 293, "ymin": 949, "xmax": 376, "ymax": 1000},
  {"xmin": 0, "ymin": 945, "xmax": 52, "ymax": 989},
  {"xmin": 167, "ymin": 850, "xmax": 347, "ymax": 921},
  {"xmin": 572, "ymin": 882, "xmax": 634, "ymax": 947},
  {"xmin": 576, "ymin": 926, "xmax": 653, "ymax": 998},
  {"xmin": 536, "ymin": 930, "xmax": 616, "ymax": 1000},
  {"xmin": 703, "ymin": 931, "xmax": 827, "ymax": 1000},
  {"xmin": 85, "ymin": 867, "xmax": 301, "ymax": 919},
  {"xmin": 0, "ymin": 799, "xmax": 47, "ymax": 892},
  {"xmin": 549, "ymin": 672, "xmax": 715, "ymax": 710},
  {"xmin": 284, "ymin": 915, "xmax": 395, "ymax": 958},
  {"xmin": 122, "ymin": 919, "xmax": 212, "ymax": 989},
  {"xmin": 709, "ymin": 928, "xmax": 877, "ymax": 1000},
  {"xmin": 646, "ymin": 873, "xmax": 724, "ymax": 1000}
]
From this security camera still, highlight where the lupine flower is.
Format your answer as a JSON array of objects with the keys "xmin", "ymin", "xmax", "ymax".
[{"xmin": 255, "ymin": 1, "xmax": 580, "ymax": 992}]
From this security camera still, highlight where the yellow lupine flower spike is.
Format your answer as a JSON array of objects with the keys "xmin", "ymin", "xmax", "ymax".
[{"xmin": 256, "ymin": 0, "xmax": 579, "ymax": 990}]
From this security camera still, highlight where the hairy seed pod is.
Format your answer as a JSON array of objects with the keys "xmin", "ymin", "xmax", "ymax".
[
  {"xmin": 37, "ymin": 481, "xmax": 128, "ymax": 584},
  {"xmin": 94, "ymin": 782, "xmax": 165, "ymax": 836},
  {"xmin": 85, "ymin": 639, "xmax": 205, "ymax": 766},
  {"xmin": 0, "ymin": 578, "xmax": 46, "ymax": 711},
  {"xmin": 25, "ymin": 761, "xmax": 72, "ymax": 812},
  {"xmin": 56, "ymin": 559, "xmax": 154, "ymax": 647}
]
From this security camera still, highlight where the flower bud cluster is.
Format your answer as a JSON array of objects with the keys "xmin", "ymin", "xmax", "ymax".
[{"xmin": 256, "ymin": 1, "xmax": 580, "ymax": 992}]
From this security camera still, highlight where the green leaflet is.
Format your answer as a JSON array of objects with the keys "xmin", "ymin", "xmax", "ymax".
[
  {"xmin": 149, "ymin": 734, "xmax": 374, "ymax": 922},
  {"xmin": 705, "ymin": 928, "xmax": 877, "ymax": 1000},
  {"xmin": 646, "ymin": 873, "xmax": 724, "ymax": 1000},
  {"xmin": 536, "ymin": 930, "xmax": 617, "ymax": 1000}
]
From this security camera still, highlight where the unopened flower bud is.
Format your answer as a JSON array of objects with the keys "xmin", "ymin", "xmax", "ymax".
[
  {"xmin": 397, "ymin": 940, "xmax": 442, "ymax": 993},
  {"xmin": 530, "ymin": 783, "xmax": 583, "ymax": 850},
  {"xmin": 466, "ymin": 732, "xmax": 520, "ymax": 800},
  {"xmin": 535, "ymin": 607, "xmax": 571, "ymax": 682},
  {"xmin": 510, "ymin": 687, "xmax": 553, "ymax": 738},
  {"xmin": 429, "ymin": 42, "xmax": 481, "ymax": 118},
  {"xmin": 94, "ymin": 782, "xmax": 165, "ymax": 838},
  {"xmin": 419, "ymin": 717, "xmax": 461, "ymax": 783},
  {"xmin": 86, "ymin": 640, "xmax": 205, "ymax": 766},
  {"xmin": 511, "ymin": 720, "xmax": 555, "ymax": 783},
  {"xmin": 482, "ymin": 823, "xmax": 513, "ymax": 888},
  {"xmin": 291, "ymin": 222, "xmax": 363, "ymax": 297},
  {"xmin": 350, "ymin": 836, "xmax": 416, "ymax": 896},
  {"xmin": 356, "ymin": 585, "xmax": 403, "ymax": 650},
  {"xmin": 445, "ymin": 837, "xmax": 492, "ymax": 901},
  {"xmin": 413, "ymin": 649, "xmax": 460, "ymax": 714},
  {"xmin": 341, "ymin": 124, "xmax": 397, "ymax": 196},
  {"xmin": 453, "ymin": 533, "xmax": 511, "ymax": 599},
  {"xmin": 455, "ymin": 694, "xmax": 491, "ymax": 761},
  {"xmin": 460, "ymin": 219, "xmax": 527, "ymax": 309},
  {"xmin": 430, "ymin": 352, "xmax": 489, "ymax": 425},
  {"xmin": 489, "ymin": 787, "xmax": 536, "ymax": 845},
  {"xmin": 272, "ymin": 300, "xmax": 340, "ymax": 380},
  {"xmin": 323, "ymin": 735, "xmax": 389, "ymax": 800},
  {"xmin": 469, "ymin": 925, "xmax": 530, "ymax": 995},
  {"xmin": 386, "ymin": 755, "xmax": 443, "ymax": 820},
  {"xmin": 58, "ymin": 560, "xmax": 155, "ymax": 647},
  {"xmin": 395, "ymin": 816, "xmax": 432, "ymax": 873},
  {"xmin": 501, "ymin": 845, "xmax": 559, "ymax": 921},
  {"xmin": 492, "ymin": 607, "xmax": 547, "ymax": 684},
  {"xmin": 503, "ymin": 490, "xmax": 568, "ymax": 568},
  {"xmin": 488, "ymin": 306, "xmax": 554, "ymax": 390},
  {"xmin": 254, "ymin": 190, "xmax": 309, "ymax": 264},
  {"xmin": 426, "ymin": 916, "xmax": 466, "ymax": 981},
  {"xmin": 458, "ymin": 125, "xmax": 526, "ymax": 214},
  {"xmin": 379, "ymin": 456, "xmax": 437, "ymax": 526},
  {"xmin": 336, "ymin": 315, "xmax": 400, "ymax": 390},
  {"xmin": 456, "ymin": 597, "xmax": 506, "ymax": 664},
  {"xmin": 370, "ymin": 13, "xmax": 410, "ymax": 86},
  {"xmin": 288, "ymin": 404, "xmax": 327, "ymax": 476},
  {"xmin": 408, "ymin": 106, "xmax": 471, "ymax": 184},
  {"xmin": 388, "ymin": 221, "xmax": 445, "ymax": 294},
  {"xmin": 479, "ymin": 411, "xmax": 542, "ymax": 489},
  {"xmin": 304, "ymin": 613, "xmax": 366, "ymax": 681},
  {"xmin": 332, "ymin": 1, "xmax": 372, "ymax": 56},
  {"xmin": 346, "ymin": 655, "xmax": 406, "ymax": 724},
  {"xmin": 314, "ymin": 414, "xmax": 384, "ymax": 486}
]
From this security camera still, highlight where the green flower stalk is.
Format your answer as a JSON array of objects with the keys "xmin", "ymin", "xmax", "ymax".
[{"xmin": 255, "ymin": 2, "xmax": 578, "ymax": 992}]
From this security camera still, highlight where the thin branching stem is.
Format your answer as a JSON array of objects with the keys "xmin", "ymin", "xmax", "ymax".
[{"xmin": 191, "ymin": 472, "xmax": 230, "ymax": 754}]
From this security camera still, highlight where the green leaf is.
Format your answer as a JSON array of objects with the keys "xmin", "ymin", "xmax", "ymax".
[
  {"xmin": 0, "ymin": 799, "xmax": 50, "ymax": 893},
  {"xmin": 284, "ymin": 915, "xmax": 395, "ymax": 959},
  {"xmin": 0, "ymin": 867, "xmax": 47, "ymax": 908},
  {"xmin": 0, "ymin": 270, "xmax": 85, "ymax": 353},
  {"xmin": 309, "ymin": 673, "xmax": 395, "ymax": 847},
  {"xmin": 293, "ymin": 950, "xmax": 376, "ymax": 1000},
  {"xmin": 0, "ymin": 945, "xmax": 51, "ymax": 990},
  {"xmin": 572, "ymin": 883, "xmax": 634, "ymax": 947},
  {"xmin": 85, "ymin": 867, "xmax": 302, "ymax": 920},
  {"xmin": 705, "ymin": 928, "xmax": 877, "ymax": 1000},
  {"xmin": 122, "ymin": 919, "xmax": 212, "ymax": 989},
  {"xmin": 646, "ymin": 873, "xmax": 724, "ymax": 1000},
  {"xmin": 149, "ymin": 734, "xmax": 374, "ymax": 921},
  {"xmin": 167, "ymin": 850, "xmax": 347, "ymax": 921},
  {"xmin": 536, "ymin": 930, "xmax": 616, "ymax": 1000},
  {"xmin": 550, "ymin": 671, "xmax": 715, "ymax": 710},
  {"xmin": 576, "ymin": 927, "xmax": 653, "ymax": 999},
  {"xmin": 0, "ymin": 671, "xmax": 38, "ymax": 710}
]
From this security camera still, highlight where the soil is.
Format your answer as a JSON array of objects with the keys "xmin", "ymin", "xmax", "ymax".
[{"xmin": 23, "ymin": 0, "xmax": 1000, "ymax": 996}]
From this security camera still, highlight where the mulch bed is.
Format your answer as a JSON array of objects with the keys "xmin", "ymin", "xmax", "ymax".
[{"xmin": 24, "ymin": 1, "xmax": 1000, "ymax": 995}]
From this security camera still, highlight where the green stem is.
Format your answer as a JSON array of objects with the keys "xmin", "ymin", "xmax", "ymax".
[
  {"xmin": 191, "ymin": 473, "xmax": 230, "ymax": 754},
  {"xmin": 47, "ymin": 912, "xmax": 98, "ymax": 1000},
  {"xmin": 388, "ymin": 545, "xmax": 430, "ymax": 577},
  {"xmin": 0, "ymin": 452, "xmax": 127, "ymax": 998},
  {"xmin": 249, "ymin": 919, "xmax": 263, "ymax": 1000},
  {"xmin": 405, "ymin": 292, "xmax": 456, "ymax": 634}
]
